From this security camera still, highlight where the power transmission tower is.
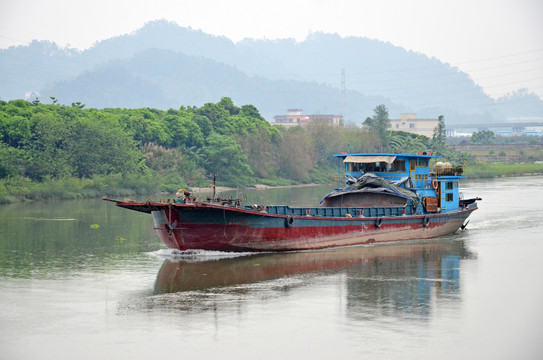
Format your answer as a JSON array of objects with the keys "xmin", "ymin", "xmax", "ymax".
[{"xmin": 341, "ymin": 68, "xmax": 346, "ymax": 118}]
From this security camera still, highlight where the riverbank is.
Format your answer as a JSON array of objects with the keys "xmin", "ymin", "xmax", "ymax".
[
  {"xmin": 3, "ymin": 163, "xmax": 543, "ymax": 204},
  {"xmin": 0, "ymin": 174, "xmax": 157, "ymax": 204},
  {"xmin": 189, "ymin": 183, "xmax": 320, "ymax": 194},
  {"xmin": 463, "ymin": 162, "xmax": 543, "ymax": 178},
  {"xmin": 0, "ymin": 175, "xmax": 320, "ymax": 204}
]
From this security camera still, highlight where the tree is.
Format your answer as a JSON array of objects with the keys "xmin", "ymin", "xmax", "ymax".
[
  {"xmin": 25, "ymin": 112, "xmax": 72, "ymax": 180},
  {"xmin": 431, "ymin": 115, "xmax": 447, "ymax": 155},
  {"xmin": 122, "ymin": 109, "xmax": 171, "ymax": 146},
  {"xmin": 66, "ymin": 116, "xmax": 141, "ymax": 178},
  {"xmin": 196, "ymin": 102, "xmax": 230, "ymax": 134},
  {"xmin": 240, "ymin": 104, "xmax": 262, "ymax": 119},
  {"xmin": 432, "ymin": 115, "xmax": 446, "ymax": 146},
  {"xmin": 218, "ymin": 97, "xmax": 240, "ymax": 116},
  {"xmin": 363, "ymin": 104, "xmax": 390, "ymax": 147},
  {"xmin": 71, "ymin": 102, "xmax": 85, "ymax": 109},
  {"xmin": 278, "ymin": 127, "xmax": 314, "ymax": 180},
  {"xmin": 0, "ymin": 115, "xmax": 31, "ymax": 148},
  {"xmin": 389, "ymin": 131, "xmax": 428, "ymax": 154},
  {"xmin": 306, "ymin": 118, "xmax": 343, "ymax": 165},
  {"xmin": 163, "ymin": 113, "xmax": 204, "ymax": 148},
  {"xmin": 0, "ymin": 140, "xmax": 26, "ymax": 178},
  {"xmin": 236, "ymin": 126, "xmax": 279, "ymax": 178},
  {"xmin": 471, "ymin": 130, "xmax": 495, "ymax": 144},
  {"xmin": 204, "ymin": 133, "xmax": 254, "ymax": 186},
  {"xmin": 338, "ymin": 124, "xmax": 380, "ymax": 154},
  {"xmin": 192, "ymin": 114, "xmax": 213, "ymax": 137}
]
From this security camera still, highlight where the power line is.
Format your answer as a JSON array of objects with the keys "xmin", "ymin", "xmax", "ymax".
[
  {"xmin": 451, "ymin": 48, "xmax": 543, "ymax": 65},
  {"xmin": 250, "ymin": 49, "xmax": 543, "ymax": 80},
  {"xmin": 348, "ymin": 72, "xmax": 543, "ymax": 94},
  {"xmin": 460, "ymin": 58, "xmax": 543, "ymax": 74},
  {"xmin": 346, "ymin": 65, "xmax": 543, "ymax": 87}
]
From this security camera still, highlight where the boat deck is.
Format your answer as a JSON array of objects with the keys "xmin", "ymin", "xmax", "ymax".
[{"xmin": 243, "ymin": 204, "xmax": 413, "ymax": 217}]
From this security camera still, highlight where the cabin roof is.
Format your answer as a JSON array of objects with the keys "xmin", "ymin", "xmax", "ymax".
[
  {"xmin": 333, "ymin": 153, "xmax": 440, "ymax": 160},
  {"xmin": 343, "ymin": 155, "xmax": 397, "ymax": 164},
  {"xmin": 436, "ymin": 175, "xmax": 465, "ymax": 179}
]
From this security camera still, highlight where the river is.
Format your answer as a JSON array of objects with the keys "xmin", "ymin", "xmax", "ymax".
[{"xmin": 1, "ymin": 176, "xmax": 542, "ymax": 359}]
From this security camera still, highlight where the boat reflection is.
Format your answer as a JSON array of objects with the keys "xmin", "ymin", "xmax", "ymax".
[
  {"xmin": 154, "ymin": 239, "xmax": 472, "ymax": 299},
  {"xmin": 344, "ymin": 243, "xmax": 468, "ymax": 319}
]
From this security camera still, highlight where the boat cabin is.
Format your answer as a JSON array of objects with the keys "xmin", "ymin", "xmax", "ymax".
[{"xmin": 331, "ymin": 153, "xmax": 465, "ymax": 214}]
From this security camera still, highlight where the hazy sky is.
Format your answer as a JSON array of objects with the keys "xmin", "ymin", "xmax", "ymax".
[{"xmin": 1, "ymin": 0, "xmax": 542, "ymax": 99}]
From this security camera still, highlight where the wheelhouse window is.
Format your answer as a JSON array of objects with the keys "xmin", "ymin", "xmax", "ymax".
[
  {"xmin": 348, "ymin": 162, "xmax": 388, "ymax": 172},
  {"xmin": 348, "ymin": 160, "xmax": 405, "ymax": 173},
  {"xmin": 391, "ymin": 160, "xmax": 405, "ymax": 172},
  {"xmin": 446, "ymin": 181, "xmax": 454, "ymax": 190},
  {"xmin": 446, "ymin": 193, "xmax": 453, "ymax": 202}
]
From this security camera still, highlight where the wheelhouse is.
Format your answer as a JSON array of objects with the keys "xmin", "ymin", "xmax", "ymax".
[{"xmin": 333, "ymin": 153, "xmax": 465, "ymax": 214}]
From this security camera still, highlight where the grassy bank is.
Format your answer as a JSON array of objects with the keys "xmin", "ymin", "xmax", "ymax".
[
  {"xmin": 0, "ymin": 173, "xmax": 158, "ymax": 204},
  {"xmin": 0, "ymin": 172, "xmax": 317, "ymax": 204},
  {"xmin": 3, "ymin": 162, "xmax": 543, "ymax": 204},
  {"xmin": 463, "ymin": 162, "xmax": 543, "ymax": 178}
]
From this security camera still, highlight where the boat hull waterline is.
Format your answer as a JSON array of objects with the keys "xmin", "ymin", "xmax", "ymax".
[{"xmin": 114, "ymin": 201, "xmax": 477, "ymax": 252}]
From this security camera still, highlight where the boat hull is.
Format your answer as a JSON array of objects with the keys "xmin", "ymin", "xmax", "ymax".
[{"xmin": 128, "ymin": 202, "xmax": 477, "ymax": 252}]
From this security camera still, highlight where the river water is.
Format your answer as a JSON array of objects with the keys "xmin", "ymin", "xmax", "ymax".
[{"xmin": 1, "ymin": 176, "xmax": 542, "ymax": 359}]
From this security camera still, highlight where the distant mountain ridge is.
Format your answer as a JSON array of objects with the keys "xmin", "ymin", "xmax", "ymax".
[
  {"xmin": 40, "ymin": 48, "xmax": 397, "ymax": 120},
  {"xmin": 1, "ymin": 19, "xmax": 542, "ymax": 124}
]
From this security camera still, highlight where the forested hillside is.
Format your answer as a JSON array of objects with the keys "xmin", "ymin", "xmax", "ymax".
[
  {"xmin": 38, "ymin": 48, "xmax": 401, "ymax": 121},
  {"xmin": 3, "ymin": 20, "xmax": 542, "ymax": 124}
]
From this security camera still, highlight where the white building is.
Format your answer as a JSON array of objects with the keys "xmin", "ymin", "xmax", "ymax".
[{"xmin": 389, "ymin": 114, "xmax": 439, "ymax": 137}]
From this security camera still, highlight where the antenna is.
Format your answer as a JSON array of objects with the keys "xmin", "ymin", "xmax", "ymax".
[{"xmin": 341, "ymin": 68, "xmax": 346, "ymax": 118}]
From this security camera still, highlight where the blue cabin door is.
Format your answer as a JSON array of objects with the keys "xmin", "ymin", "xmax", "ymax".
[{"xmin": 409, "ymin": 160, "xmax": 416, "ymax": 186}]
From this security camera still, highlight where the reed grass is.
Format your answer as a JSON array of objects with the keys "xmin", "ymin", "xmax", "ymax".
[{"xmin": 0, "ymin": 173, "xmax": 158, "ymax": 204}]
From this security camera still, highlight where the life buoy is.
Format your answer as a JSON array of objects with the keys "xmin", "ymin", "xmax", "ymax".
[
  {"xmin": 432, "ymin": 179, "xmax": 438, "ymax": 190},
  {"xmin": 375, "ymin": 217, "xmax": 383, "ymax": 228},
  {"xmin": 423, "ymin": 216, "xmax": 430, "ymax": 228},
  {"xmin": 285, "ymin": 214, "xmax": 294, "ymax": 228}
]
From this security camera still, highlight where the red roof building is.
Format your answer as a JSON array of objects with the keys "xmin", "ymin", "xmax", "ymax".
[{"xmin": 272, "ymin": 109, "xmax": 343, "ymax": 127}]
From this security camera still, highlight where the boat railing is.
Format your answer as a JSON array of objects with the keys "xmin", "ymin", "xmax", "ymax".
[
  {"xmin": 334, "ymin": 175, "xmax": 346, "ymax": 189},
  {"xmin": 262, "ymin": 205, "xmax": 412, "ymax": 218}
]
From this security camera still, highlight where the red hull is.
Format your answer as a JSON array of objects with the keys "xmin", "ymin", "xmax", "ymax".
[{"xmin": 141, "ymin": 202, "xmax": 476, "ymax": 252}]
